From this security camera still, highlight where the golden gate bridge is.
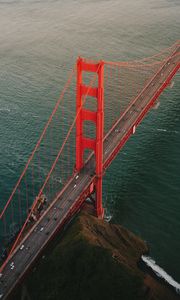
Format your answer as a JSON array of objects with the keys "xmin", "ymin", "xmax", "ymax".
[{"xmin": 0, "ymin": 41, "xmax": 179, "ymax": 299}]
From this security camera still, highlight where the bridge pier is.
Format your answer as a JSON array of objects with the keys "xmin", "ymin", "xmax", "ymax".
[
  {"xmin": 75, "ymin": 57, "xmax": 104, "ymax": 219},
  {"xmin": 96, "ymin": 176, "xmax": 104, "ymax": 219}
]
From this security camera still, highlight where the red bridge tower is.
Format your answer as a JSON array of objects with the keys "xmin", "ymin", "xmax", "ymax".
[{"xmin": 75, "ymin": 57, "xmax": 104, "ymax": 219}]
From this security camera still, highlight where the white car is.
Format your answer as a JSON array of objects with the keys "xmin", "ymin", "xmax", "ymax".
[
  {"xmin": 75, "ymin": 175, "xmax": 79, "ymax": 180},
  {"xmin": 74, "ymin": 184, "xmax": 77, "ymax": 188},
  {"xmin": 10, "ymin": 265, "xmax": 15, "ymax": 270},
  {"xmin": 40, "ymin": 227, "xmax": 44, "ymax": 232},
  {"xmin": 10, "ymin": 262, "xmax": 14, "ymax": 267},
  {"xmin": 20, "ymin": 244, "xmax": 25, "ymax": 250},
  {"xmin": 0, "ymin": 294, "xmax": 4, "ymax": 299}
]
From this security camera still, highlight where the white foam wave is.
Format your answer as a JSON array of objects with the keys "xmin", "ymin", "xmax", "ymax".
[
  {"xmin": 104, "ymin": 213, "xmax": 113, "ymax": 223},
  {"xmin": 142, "ymin": 255, "xmax": 180, "ymax": 294},
  {"xmin": 157, "ymin": 128, "xmax": 179, "ymax": 134},
  {"xmin": 157, "ymin": 128, "xmax": 167, "ymax": 132},
  {"xmin": 0, "ymin": 108, "xmax": 10, "ymax": 112}
]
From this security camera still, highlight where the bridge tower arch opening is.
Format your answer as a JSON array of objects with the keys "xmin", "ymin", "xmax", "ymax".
[{"xmin": 75, "ymin": 57, "xmax": 104, "ymax": 219}]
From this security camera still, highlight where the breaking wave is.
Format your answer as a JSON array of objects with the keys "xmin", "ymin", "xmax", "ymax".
[{"xmin": 142, "ymin": 255, "xmax": 180, "ymax": 294}]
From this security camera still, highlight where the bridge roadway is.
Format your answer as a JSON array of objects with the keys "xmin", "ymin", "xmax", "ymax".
[{"xmin": 0, "ymin": 48, "xmax": 179, "ymax": 299}]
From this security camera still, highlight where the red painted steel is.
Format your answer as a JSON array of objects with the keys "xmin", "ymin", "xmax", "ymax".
[{"xmin": 75, "ymin": 57, "xmax": 104, "ymax": 218}]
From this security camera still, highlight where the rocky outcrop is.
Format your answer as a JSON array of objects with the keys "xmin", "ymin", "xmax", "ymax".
[{"xmin": 13, "ymin": 204, "xmax": 179, "ymax": 300}]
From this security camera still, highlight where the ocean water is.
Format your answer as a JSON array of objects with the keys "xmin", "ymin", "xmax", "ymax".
[{"xmin": 0, "ymin": 0, "xmax": 179, "ymax": 282}]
